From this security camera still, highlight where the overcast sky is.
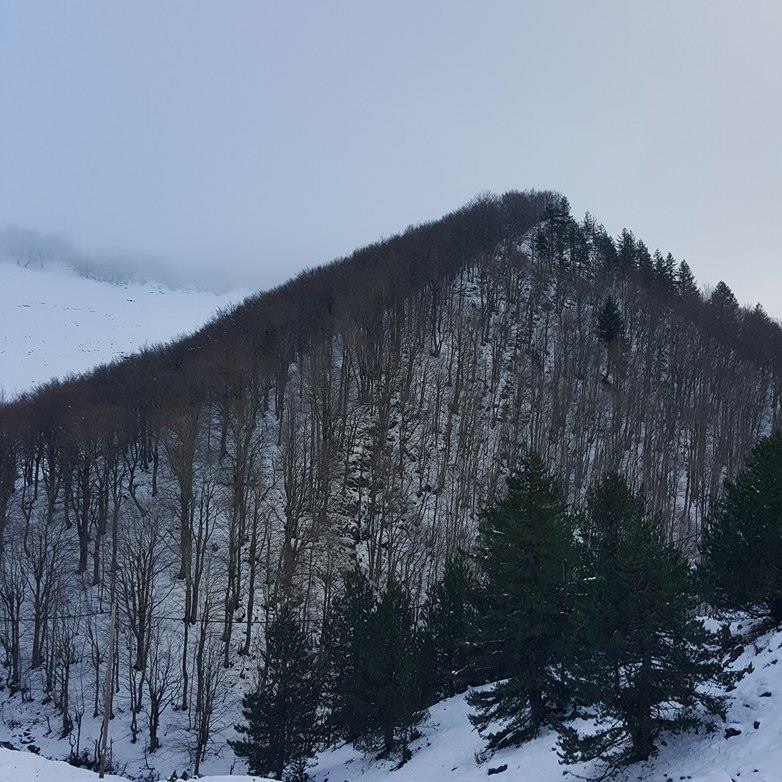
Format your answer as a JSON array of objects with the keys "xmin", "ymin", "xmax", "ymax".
[{"xmin": 1, "ymin": 1, "xmax": 780, "ymax": 310}]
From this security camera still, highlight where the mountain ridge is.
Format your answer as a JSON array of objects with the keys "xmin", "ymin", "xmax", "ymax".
[{"xmin": 0, "ymin": 191, "xmax": 780, "ymax": 778}]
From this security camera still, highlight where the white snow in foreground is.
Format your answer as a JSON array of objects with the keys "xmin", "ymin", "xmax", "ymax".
[
  {"xmin": 0, "ymin": 261, "xmax": 246, "ymax": 399},
  {"xmin": 312, "ymin": 620, "xmax": 779, "ymax": 782},
  {"xmin": 0, "ymin": 619, "xmax": 779, "ymax": 780},
  {"xmin": 0, "ymin": 750, "xmax": 127, "ymax": 782},
  {"xmin": 0, "ymin": 748, "xmax": 274, "ymax": 782}
]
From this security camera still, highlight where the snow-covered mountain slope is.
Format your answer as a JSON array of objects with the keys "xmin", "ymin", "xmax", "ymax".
[
  {"xmin": 0, "ymin": 620, "xmax": 776, "ymax": 782},
  {"xmin": 0, "ymin": 751, "xmax": 128, "ymax": 782},
  {"xmin": 312, "ymin": 621, "xmax": 779, "ymax": 782},
  {"xmin": 0, "ymin": 261, "xmax": 246, "ymax": 399},
  {"xmin": 0, "ymin": 748, "xmax": 271, "ymax": 782}
]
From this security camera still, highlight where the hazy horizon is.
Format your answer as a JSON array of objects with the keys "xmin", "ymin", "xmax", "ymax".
[{"xmin": 2, "ymin": 1, "xmax": 780, "ymax": 311}]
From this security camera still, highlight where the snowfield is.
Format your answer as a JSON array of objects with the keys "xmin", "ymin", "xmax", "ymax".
[
  {"xmin": 0, "ymin": 620, "xmax": 779, "ymax": 782},
  {"xmin": 0, "ymin": 749, "xmax": 272, "ymax": 782},
  {"xmin": 0, "ymin": 260, "xmax": 246, "ymax": 399},
  {"xmin": 311, "ymin": 622, "xmax": 779, "ymax": 782},
  {"xmin": 0, "ymin": 750, "xmax": 128, "ymax": 782}
]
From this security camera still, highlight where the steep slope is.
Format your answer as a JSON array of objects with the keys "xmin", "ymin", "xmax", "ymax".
[
  {"xmin": 0, "ymin": 261, "xmax": 245, "ymax": 399},
  {"xmin": 0, "ymin": 191, "xmax": 780, "ymax": 779},
  {"xmin": 311, "ymin": 621, "xmax": 780, "ymax": 782},
  {"xmin": 1, "ymin": 620, "xmax": 778, "ymax": 782}
]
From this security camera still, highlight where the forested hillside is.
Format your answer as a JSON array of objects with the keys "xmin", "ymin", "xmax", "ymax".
[{"xmin": 0, "ymin": 191, "xmax": 780, "ymax": 777}]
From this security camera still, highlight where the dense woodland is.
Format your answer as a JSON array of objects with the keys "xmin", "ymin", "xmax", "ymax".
[{"xmin": 0, "ymin": 190, "xmax": 781, "ymax": 777}]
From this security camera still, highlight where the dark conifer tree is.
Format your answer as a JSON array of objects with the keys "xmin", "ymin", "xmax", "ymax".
[
  {"xmin": 710, "ymin": 280, "xmax": 739, "ymax": 310},
  {"xmin": 543, "ymin": 194, "xmax": 571, "ymax": 224},
  {"xmin": 362, "ymin": 579, "xmax": 423, "ymax": 758},
  {"xmin": 596, "ymin": 296, "xmax": 624, "ymax": 381},
  {"xmin": 570, "ymin": 219, "xmax": 592, "ymax": 278},
  {"xmin": 700, "ymin": 431, "xmax": 782, "ymax": 620},
  {"xmin": 636, "ymin": 240, "xmax": 654, "ymax": 283},
  {"xmin": 709, "ymin": 281, "xmax": 740, "ymax": 333},
  {"xmin": 563, "ymin": 473, "xmax": 643, "ymax": 685},
  {"xmin": 676, "ymin": 259, "xmax": 699, "ymax": 299},
  {"xmin": 561, "ymin": 474, "xmax": 736, "ymax": 774},
  {"xmin": 468, "ymin": 453, "xmax": 574, "ymax": 750},
  {"xmin": 231, "ymin": 609, "xmax": 320, "ymax": 781},
  {"xmin": 574, "ymin": 470, "xmax": 640, "ymax": 569},
  {"xmin": 653, "ymin": 251, "xmax": 676, "ymax": 295},
  {"xmin": 596, "ymin": 296, "xmax": 624, "ymax": 345},
  {"xmin": 616, "ymin": 228, "xmax": 637, "ymax": 269},
  {"xmin": 419, "ymin": 551, "xmax": 478, "ymax": 703},
  {"xmin": 321, "ymin": 566, "xmax": 376, "ymax": 741},
  {"xmin": 594, "ymin": 227, "xmax": 617, "ymax": 267},
  {"xmin": 534, "ymin": 227, "xmax": 549, "ymax": 258}
]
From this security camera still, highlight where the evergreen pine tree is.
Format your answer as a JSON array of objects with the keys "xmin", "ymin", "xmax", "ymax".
[
  {"xmin": 594, "ymin": 228, "xmax": 617, "ymax": 268},
  {"xmin": 616, "ymin": 228, "xmax": 637, "ymax": 269},
  {"xmin": 596, "ymin": 296, "xmax": 624, "ymax": 381},
  {"xmin": 571, "ymin": 219, "xmax": 592, "ymax": 278},
  {"xmin": 636, "ymin": 241, "xmax": 654, "ymax": 283},
  {"xmin": 570, "ymin": 472, "xmax": 639, "ymax": 584},
  {"xmin": 321, "ymin": 566, "xmax": 376, "ymax": 741},
  {"xmin": 534, "ymin": 227, "xmax": 549, "ymax": 258},
  {"xmin": 362, "ymin": 579, "xmax": 423, "ymax": 758},
  {"xmin": 700, "ymin": 431, "xmax": 782, "ymax": 620},
  {"xmin": 710, "ymin": 280, "xmax": 739, "ymax": 312},
  {"xmin": 560, "ymin": 474, "xmax": 736, "ymax": 774},
  {"xmin": 419, "ymin": 551, "xmax": 479, "ymax": 702},
  {"xmin": 468, "ymin": 453, "xmax": 574, "ymax": 750},
  {"xmin": 596, "ymin": 296, "xmax": 624, "ymax": 345},
  {"xmin": 543, "ymin": 194, "xmax": 571, "ymax": 224},
  {"xmin": 563, "ymin": 472, "xmax": 643, "ymax": 690},
  {"xmin": 676, "ymin": 259, "xmax": 699, "ymax": 299},
  {"xmin": 231, "ymin": 609, "xmax": 320, "ymax": 781},
  {"xmin": 653, "ymin": 251, "xmax": 676, "ymax": 295},
  {"xmin": 708, "ymin": 280, "xmax": 740, "ymax": 333}
]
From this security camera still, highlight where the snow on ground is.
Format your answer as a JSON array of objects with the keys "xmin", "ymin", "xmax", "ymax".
[
  {"xmin": 312, "ymin": 621, "xmax": 780, "ymax": 782},
  {"xmin": 0, "ymin": 748, "xmax": 272, "ymax": 782},
  {"xmin": 0, "ymin": 260, "xmax": 246, "ymax": 399},
  {"xmin": 0, "ymin": 644, "xmax": 249, "ymax": 780},
  {"xmin": 0, "ymin": 749, "xmax": 128, "ymax": 782},
  {"xmin": 0, "ymin": 252, "xmax": 777, "ymax": 782},
  {"xmin": 1, "ymin": 620, "xmax": 779, "ymax": 780},
  {"xmin": 0, "ymin": 619, "xmax": 752, "ymax": 782}
]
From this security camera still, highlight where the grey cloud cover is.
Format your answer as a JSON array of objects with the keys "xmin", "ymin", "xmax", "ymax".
[{"xmin": 1, "ymin": 1, "xmax": 780, "ymax": 309}]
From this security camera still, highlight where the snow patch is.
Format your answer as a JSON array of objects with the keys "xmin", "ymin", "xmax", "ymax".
[
  {"xmin": 0, "ymin": 262, "xmax": 247, "ymax": 399},
  {"xmin": 0, "ymin": 748, "xmax": 273, "ymax": 782}
]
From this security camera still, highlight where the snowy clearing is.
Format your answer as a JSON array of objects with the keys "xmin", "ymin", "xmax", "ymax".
[{"xmin": 0, "ymin": 260, "xmax": 246, "ymax": 399}]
